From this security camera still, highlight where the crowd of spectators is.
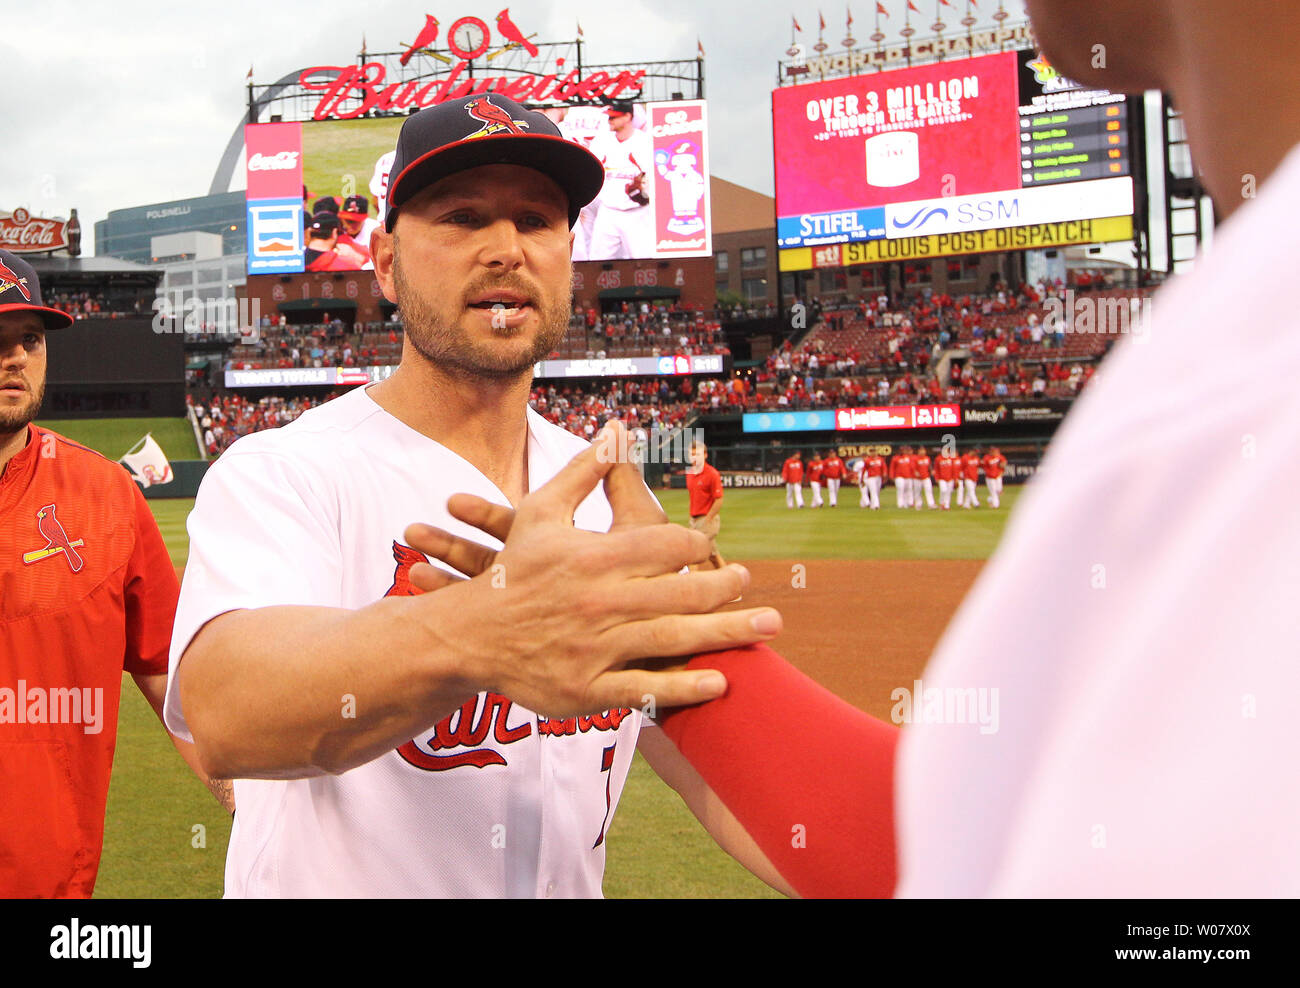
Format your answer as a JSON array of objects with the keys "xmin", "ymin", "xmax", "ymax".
[
  {"xmin": 746, "ymin": 278, "xmax": 1144, "ymax": 411},
  {"xmin": 43, "ymin": 289, "xmax": 150, "ymax": 319},
  {"xmin": 189, "ymin": 393, "xmax": 340, "ymax": 457},
  {"xmin": 565, "ymin": 303, "xmax": 731, "ymax": 359}
]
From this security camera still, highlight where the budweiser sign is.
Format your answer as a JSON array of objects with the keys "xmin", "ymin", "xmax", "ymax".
[
  {"xmin": 295, "ymin": 12, "xmax": 645, "ymax": 121},
  {"xmin": 0, "ymin": 208, "xmax": 69, "ymax": 253},
  {"xmin": 248, "ymin": 150, "xmax": 301, "ymax": 171}
]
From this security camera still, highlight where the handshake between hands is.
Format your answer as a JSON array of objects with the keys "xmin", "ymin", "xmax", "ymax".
[{"xmin": 399, "ymin": 420, "xmax": 782, "ymax": 720}]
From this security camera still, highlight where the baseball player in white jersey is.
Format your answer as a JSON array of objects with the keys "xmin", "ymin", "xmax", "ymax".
[
  {"xmin": 370, "ymin": 149, "xmax": 396, "ymax": 226},
  {"xmin": 164, "ymin": 94, "xmax": 787, "ymax": 899},
  {"xmin": 587, "ymin": 101, "xmax": 655, "ymax": 260},
  {"xmin": 550, "ymin": 105, "xmax": 609, "ymax": 262}
]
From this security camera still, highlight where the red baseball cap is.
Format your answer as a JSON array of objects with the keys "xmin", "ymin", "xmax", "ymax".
[{"xmin": 0, "ymin": 249, "xmax": 73, "ymax": 330}]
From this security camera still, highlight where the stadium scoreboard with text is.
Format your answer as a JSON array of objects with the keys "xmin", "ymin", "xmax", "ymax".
[{"xmin": 773, "ymin": 49, "xmax": 1136, "ymax": 270}]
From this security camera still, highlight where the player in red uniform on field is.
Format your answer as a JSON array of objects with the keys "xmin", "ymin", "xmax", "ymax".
[
  {"xmin": 982, "ymin": 445, "xmax": 1008, "ymax": 508},
  {"xmin": 781, "ymin": 450, "xmax": 805, "ymax": 508},
  {"xmin": 890, "ymin": 445, "xmax": 914, "ymax": 509},
  {"xmin": 961, "ymin": 447, "xmax": 982, "ymax": 508},
  {"xmin": 858, "ymin": 451, "xmax": 885, "ymax": 509},
  {"xmin": 0, "ymin": 250, "xmax": 230, "ymax": 898},
  {"xmin": 934, "ymin": 447, "xmax": 959, "ymax": 510},
  {"xmin": 821, "ymin": 449, "xmax": 844, "ymax": 507},
  {"xmin": 912, "ymin": 447, "xmax": 936, "ymax": 510},
  {"xmin": 807, "ymin": 452, "xmax": 825, "ymax": 508},
  {"xmin": 685, "ymin": 439, "xmax": 725, "ymax": 568}
]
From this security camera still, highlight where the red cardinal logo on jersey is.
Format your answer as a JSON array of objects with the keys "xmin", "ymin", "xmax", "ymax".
[
  {"xmin": 463, "ymin": 95, "xmax": 530, "ymax": 140},
  {"xmin": 22, "ymin": 503, "xmax": 85, "ymax": 572},
  {"xmin": 383, "ymin": 538, "xmax": 534, "ymax": 770},
  {"xmin": 495, "ymin": 8, "xmax": 539, "ymax": 57},
  {"xmin": 384, "ymin": 540, "xmax": 428, "ymax": 597},
  {"xmin": 0, "ymin": 260, "xmax": 32, "ymax": 302}
]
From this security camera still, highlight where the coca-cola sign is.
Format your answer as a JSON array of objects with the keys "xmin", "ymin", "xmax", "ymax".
[
  {"xmin": 248, "ymin": 151, "xmax": 301, "ymax": 171},
  {"xmin": 295, "ymin": 12, "xmax": 645, "ymax": 121},
  {"xmin": 0, "ymin": 208, "xmax": 70, "ymax": 253}
]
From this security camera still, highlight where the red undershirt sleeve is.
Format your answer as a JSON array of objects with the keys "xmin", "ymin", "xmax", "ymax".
[{"xmin": 654, "ymin": 645, "xmax": 899, "ymax": 898}]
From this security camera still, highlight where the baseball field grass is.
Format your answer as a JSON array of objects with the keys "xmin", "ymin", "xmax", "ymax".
[
  {"xmin": 37, "ymin": 416, "xmax": 199, "ymax": 462},
  {"xmin": 98, "ymin": 483, "xmax": 1021, "ymax": 898},
  {"xmin": 302, "ymin": 117, "xmax": 404, "ymax": 213}
]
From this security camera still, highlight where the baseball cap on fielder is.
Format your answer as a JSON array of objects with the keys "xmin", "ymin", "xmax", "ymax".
[
  {"xmin": 339, "ymin": 195, "xmax": 370, "ymax": 220},
  {"xmin": 0, "ymin": 249, "xmax": 74, "ymax": 330},
  {"xmin": 308, "ymin": 212, "xmax": 342, "ymax": 237},
  {"xmin": 384, "ymin": 93, "xmax": 605, "ymax": 232}
]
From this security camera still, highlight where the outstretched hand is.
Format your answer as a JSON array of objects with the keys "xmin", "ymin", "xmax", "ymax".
[{"xmin": 402, "ymin": 422, "xmax": 779, "ymax": 717}]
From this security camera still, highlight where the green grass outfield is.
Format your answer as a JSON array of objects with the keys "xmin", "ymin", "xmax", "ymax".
[
  {"xmin": 37, "ymin": 417, "xmax": 199, "ymax": 462},
  {"xmin": 99, "ymin": 485, "xmax": 1021, "ymax": 898},
  {"xmin": 302, "ymin": 117, "xmax": 404, "ymax": 213}
]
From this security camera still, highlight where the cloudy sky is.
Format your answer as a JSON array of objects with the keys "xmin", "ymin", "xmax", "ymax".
[{"xmin": 3, "ymin": 0, "xmax": 1030, "ymax": 251}]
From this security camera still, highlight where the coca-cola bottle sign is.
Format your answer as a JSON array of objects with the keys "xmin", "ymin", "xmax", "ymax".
[{"xmin": 0, "ymin": 208, "xmax": 70, "ymax": 253}]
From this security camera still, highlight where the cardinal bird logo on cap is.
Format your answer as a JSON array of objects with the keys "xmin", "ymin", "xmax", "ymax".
[
  {"xmin": 463, "ymin": 95, "xmax": 530, "ymax": 140},
  {"xmin": 0, "ymin": 260, "xmax": 32, "ymax": 302},
  {"xmin": 22, "ymin": 504, "xmax": 85, "ymax": 573}
]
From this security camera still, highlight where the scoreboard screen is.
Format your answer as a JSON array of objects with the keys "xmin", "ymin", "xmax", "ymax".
[{"xmin": 773, "ymin": 50, "xmax": 1134, "ymax": 253}]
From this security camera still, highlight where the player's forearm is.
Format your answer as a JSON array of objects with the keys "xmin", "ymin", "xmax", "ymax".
[{"xmin": 178, "ymin": 593, "xmax": 485, "ymax": 780}]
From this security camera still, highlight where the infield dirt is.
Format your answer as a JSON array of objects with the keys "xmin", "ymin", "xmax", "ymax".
[{"xmin": 729, "ymin": 559, "xmax": 986, "ymax": 721}]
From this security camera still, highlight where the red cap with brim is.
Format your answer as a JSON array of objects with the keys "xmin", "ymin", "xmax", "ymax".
[{"xmin": 0, "ymin": 250, "xmax": 74, "ymax": 330}]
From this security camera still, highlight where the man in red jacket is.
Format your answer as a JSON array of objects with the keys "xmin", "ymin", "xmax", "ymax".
[
  {"xmin": 781, "ymin": 450, "xmax": 804, "ymax": 509},
  {"xmin": 0, "ymin": 250, "xmax": 231, "ymax": 898},
  {"xmin": 685, "ymin": 439, "xmax": 725, "ymax": 568}
]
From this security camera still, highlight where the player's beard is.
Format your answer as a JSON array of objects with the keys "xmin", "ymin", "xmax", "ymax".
[
  {"xmin": 393, "ymin": 244, "xmax": 570, "ymax": 382},
  {"xmin": 0, "ymin": 375, "xmax": 44, "ymax": 437}
]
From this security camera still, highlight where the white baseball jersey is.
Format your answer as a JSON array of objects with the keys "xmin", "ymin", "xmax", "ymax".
[
  {"xmin": 164, "ymin": 386, "xmax": 642, "ymax": 898},
  {"xmin": 557, "ymin": 106, "xmax": 608, "ymax": 151},
  {"xmin": 898, "ymin": 143, "xmax": 1300, "ymax": 897},
  {"xmin": 370, "ymin": 150, "xmax": 396, "ymax": 224},
  {"xmin": 593, "ymin": 128, "xmax": 654, "ymax": 212}
]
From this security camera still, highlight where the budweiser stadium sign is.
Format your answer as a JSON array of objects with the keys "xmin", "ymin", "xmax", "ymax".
[
  {"xmin": 0, "ymin": 208, "xmax": 69, "ymax": 253},
  {"xmin": 296, "ymin": 11, "xmax": 645, "ymax": 121}
]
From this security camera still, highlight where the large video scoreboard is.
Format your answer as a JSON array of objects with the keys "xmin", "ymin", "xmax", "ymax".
[{"xmin": 773, "ymin": 49, "xmax": 1136, "ymax": 268}]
